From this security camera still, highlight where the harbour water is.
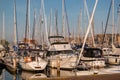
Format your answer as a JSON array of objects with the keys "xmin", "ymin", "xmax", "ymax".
[
  {"xmin": 0, "ymin": 67, "xmax": 77, "ymax": 80},
  {"xmin": 1, "ymin": 65, "xmax": 120, "ymax": 80}
]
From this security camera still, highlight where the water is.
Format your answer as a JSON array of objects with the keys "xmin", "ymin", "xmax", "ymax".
[
  {"xmin": 1, "ymin": 65, "xmax": 120, "ymax": 80},
  {"xmin": 0, "ymin": 67, "xmax": 77, "ymax": 80}
]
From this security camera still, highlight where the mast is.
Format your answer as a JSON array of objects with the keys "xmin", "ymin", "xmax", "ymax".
[
  {"xmin": 62, "ymin": 0, "xmax": 65, "ymax": 37},
  {"xmin": 55, "ymin": 10, "xmax": 59, "ymax": 36},
  {"xmin": 78, "ymin": 9, "xmax": 82, "ymax": 44},
  {"xmin": 32, "ymin": 9, "xmax": 36, "ymax": 41},
  {"xmin": 28, "ymin": 0, "xmax": 30, "ymax": 43},
  {"xmin": 83, "ymin": 0, "xmax": 87, "ymax": 39},
  {"xmin": 40, "ymin": 0, "xmax": 49, "ymax": 46},
  {"xmin": 84, "ymin": 0, "xmax": 96, "ymax": 47},
  {"xmin": 77, "ymin": 0, "xmax": 98, "ymax": 65},
  {"xmin": 112, "ymin": 0, "xmax": 114, "ymax": 45},
  {"xmin": 25, "ymin": 0, "xmax": 29, "ymax": 42},
  {"xmin": 102, "ymin": 21, "xmax": 103, "ymax": 35},
  {"xmin": 101, "ymin": 1, "xmax": 112, "ymax": 48},
  {"xmin": 39, "ymin": 6, "xmax": 42, "ymax": 45},
  {"xmin": 62, "ymin": 0, "xmax": 70, "ymax": 41},
  {"xmin": 66, "ymin": 12, "xmax": 70, "ymax": 42},
  {"xmin": 50, "ymin": 9, "xmax": 53, "ymax": 36},
  {"xmin": 2, "ymin": 12, "xmax": 5, "ymax": 41},
  {"xmin": 13, "ymin": 0, "xmax": 18, "ymax": 45}
]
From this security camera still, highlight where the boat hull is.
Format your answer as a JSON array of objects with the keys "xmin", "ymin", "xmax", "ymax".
[
  {"xmin": 19, "ymin": 57, "xmax": 47, "ymax": 72},
  {"xmin": 105, "ymin": 56, "xmax": 120, "ymax": 65},
  {"xmin": 81, "ymin": 58, "xmax": 105, "ymax": 68},
  {"xmin": 48, "ymin": 56, "xmax": 77, "ymax": 70}
]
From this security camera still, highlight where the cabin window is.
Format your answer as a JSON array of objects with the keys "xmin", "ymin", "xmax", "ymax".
[{"xmin": 83, "ymin": 49, "xmax": 102, "ymax": 58}]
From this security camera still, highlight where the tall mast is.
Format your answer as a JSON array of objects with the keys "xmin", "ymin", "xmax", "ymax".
[
  {"xmin": 28, "ymin": 0, "xmax": 30, "ymax": 43},
  {"xmin": 66, "ymin": 12, "xmax": 70, "ymax": 42},
  {"xmin": 101, "ymin": 1, "xmax": 112, "ymax": 48},
  {"xmin": 32, "ymin": 10, "xmax": 36, "ymax": 41},
  {"xmin": 62, "ymin": 0, "xmax": 70, "ymax": 41},
  {"xmin": 40, "ymin": 0, "xmax": 49, "ymax": 46},
  {"xmin": 55, "ymin": 10, "xmax": 59, "ymax": 36},
  {"xmin": 62, "ymin": 0, "xmax": 65, "ymax": 37},
  {"xmin": 84, "ymin": 0, "xmax": 96, "ymax": 47},
  {"xmin": 50, "ymin": 9, "xmax": 53, "ymax": 36},
  {"xmin": 2, "ymin": 12, "xmax": 5, "ymax": 40},
  {"xmin": 13, "ymin": 0, "xmax": 18, "ymax": 45},
  {"xmin": 83, "ymin": 0, "xmax": 87, "ymax": 38},
  {"xmin": 39, "ymin": 6, "xmax": 42, "ymax": 44},
  {"xmin": 78, "ymin": 9, "xmax": 82, "ymax": 44},
  {"xmin": 25, "ymin": 0, "xmax": 29, "ymax": 42},
  {"xmin": 112, "ymin": 0, "xmax": 114, "ymax": 45},
  {"xmin": 117, "ymin": 5, "xmax": 120, "ymax": 35}
]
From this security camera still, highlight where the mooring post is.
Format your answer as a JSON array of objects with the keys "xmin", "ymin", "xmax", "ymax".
[{"xmin": 57, "ymin": 56, "xmax": 60, "ymax": 77}]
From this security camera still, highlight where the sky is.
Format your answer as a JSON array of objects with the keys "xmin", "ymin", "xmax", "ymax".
[{"xmin": 0, "ymin": 0, "xmax": 120, "ymax": 43}]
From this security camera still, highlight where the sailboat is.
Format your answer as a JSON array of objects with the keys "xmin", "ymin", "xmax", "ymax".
[
  {"xmin": 18, "ymin": 49, "xmax": 48, "ymax": 71},
  {"xmin": 18, "ymin": 0, "xmax": 47, "ymax": 72},
  {"xmin": 3, "ymin": 0, "xmax": 18, "ymax": 73},
  {"xmin": 101, "ymin": 0, "xmax": 120, "ymax": 65},
  {"xmin": 104, "ymin": 44, "xmax": 120, "ymax": 65}
]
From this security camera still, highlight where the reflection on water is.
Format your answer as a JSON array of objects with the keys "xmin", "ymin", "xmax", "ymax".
[
  {"xmin": 0, "ymin": 67, "xmax": 78, "ymax": 80},
  {"xmin": 21, "ymin": 71, "xmax": 47, "ymax": 80}
]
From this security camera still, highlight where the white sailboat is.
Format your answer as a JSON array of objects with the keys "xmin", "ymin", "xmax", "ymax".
[
  {"xmin": 18, "ymin": 0, "xmax": 47, "ymax": 71},
  {"xmin": 104, "ymin": 44, "xmax": 120, "ymax": 65},
  {"xmin": 102, "ymin": 0, "xmax": 120, "ymax": 65},
  {"xmin": 4, "ymin": 0, "xmax": 18, "ymax": 73},
  {"xmin": 18, "ymin": 42, "xmax": 48, "ymax": 71}
]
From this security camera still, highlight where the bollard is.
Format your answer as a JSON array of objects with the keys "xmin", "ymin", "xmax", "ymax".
[{"xmin": 57, "ymin": 56, "xmax": 60, "ymax": 77}]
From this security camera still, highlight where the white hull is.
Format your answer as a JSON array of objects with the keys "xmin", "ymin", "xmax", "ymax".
[
  {"xmin": 81, "ymin": 57, "xmax": 105, "ymax": 68},
  {"xmin": 48, "ymin": 55, "xmax": 77, "ymax": 70},
  {"xmin": 3, "ymin": 52, "xmax": 17, "ymax": 72},
  {"xmin": 105, "ymin": 56, "xmax": 120, "ymax": 65},
  {"xmin": 19, "ymin": 57, "xmax": 47, "ymax": 71}
]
